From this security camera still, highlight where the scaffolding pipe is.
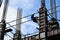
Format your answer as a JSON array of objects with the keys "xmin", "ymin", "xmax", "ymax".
[
  {"xmin": 50, "ymin": 0, "xmax": 57, "ymax": 19},
  {"xmin": 0, "ymin": 0, "xmax": 9, "ymax": 40},
  {"xmin": 54, "ymin": 0, "xmax": 57, "ymax": 19},
  {"xmin": 2, "ymin": 0, "xmax": 9, "ymax": 20}
]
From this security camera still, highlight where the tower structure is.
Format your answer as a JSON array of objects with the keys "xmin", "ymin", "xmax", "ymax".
[
  {"xmin": 13, "ymin": 8, "xmax": 22, "ymax": 40},
  {"xmin": 38, "ymin": 0, "xmax": 48, "ymax": 40}
]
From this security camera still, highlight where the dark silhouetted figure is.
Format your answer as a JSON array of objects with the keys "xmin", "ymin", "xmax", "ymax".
[
  {"xmin": 48, "ymin": 18, "xmax": 59, "ymax": 30},
  {"xmin": 31, "ymin": 14, "xmax": 38, "ymax": 23},
  {"xmin": 1, "ymin": 19, "xmax": 12, "ymax": 34}
]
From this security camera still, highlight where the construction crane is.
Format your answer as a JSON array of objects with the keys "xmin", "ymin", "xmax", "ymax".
[{"xmin": 0, "ymin": 0, "xmax": 12, "ymax": 40}]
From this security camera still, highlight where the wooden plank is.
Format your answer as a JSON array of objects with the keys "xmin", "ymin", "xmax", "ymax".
[{"xmin": 40, "ymin": 32, "xmax": 45, "ymax": 38}]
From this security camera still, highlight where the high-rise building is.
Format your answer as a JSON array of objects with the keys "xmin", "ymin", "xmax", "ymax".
[{"xmin": 13, "ymin": 8, "xmax": 22, "ymax": 40}]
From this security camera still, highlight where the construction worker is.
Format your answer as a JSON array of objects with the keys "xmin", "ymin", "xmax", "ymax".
[
  {"xmin": 31, "ymin": 14, "xmax": 38, "ymax": 23},
  {"xmin": 48, "ymin": 18, "xmax": 59, "ymax": 30}
]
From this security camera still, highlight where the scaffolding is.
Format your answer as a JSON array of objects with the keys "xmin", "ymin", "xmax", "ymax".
[{"xmin": 0, "ymin": 0, "xmax": 60, "ymax": 40}]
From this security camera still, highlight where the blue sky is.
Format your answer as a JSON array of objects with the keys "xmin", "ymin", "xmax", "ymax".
[
  {"xmin": 9, "ymin": 0, "xmax": 40, "ymax": 17},
  {"xmin": 8, "ymin": 0, "xmax": 40, "ymax": 34},
  {"xmin": 4, "ymin": 0, "xmax": 40, "ymax": 40},
  {"xmin": 0, "ymin": 0, "xmax": 60, "ymax": 40}
]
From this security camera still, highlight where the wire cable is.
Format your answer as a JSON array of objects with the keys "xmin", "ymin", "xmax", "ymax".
[
  {"xmin": 6, "ymin": 19, "xmax": 32, "ymax": 28},
  {"xmin": 5, "ymin": 5, "xmax": 60, "ymax": 39},
  {"xmin": 6, "ymin": 10, "xmax": 60, "ymax": 28},
  {"xmin": 7, "ymin": 13, "xmax": 36, "ymax": 23},
  {"xmin": 6, "ymin": 23, "xmax": 17, "ymax": 30},
  {"xmin": 23, "ymin": 31, "xmax": 39, "ymax": 36},
  {"xmin": 6, "ymin": 34, "xmax": 13, "ymax": 39},
  {"xmin": 5, "ymin": 10, "xmax": 60, "ymax": 36},
  {"xmin": 6, "ymin": 9, "xmax": 60, "ymax": 28},
  {"xmin": 6, "ymin": 9, "xmax": 60, "ymax": 34},
  {"xmin": 6, "ymin": 5, "xmax": 60, "ymax": 24}
]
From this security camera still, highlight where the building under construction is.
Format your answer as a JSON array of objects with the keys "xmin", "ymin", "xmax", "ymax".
[
  {"xmin": 21, "ymin": 0, "xmax": 60, "ymax": 40},
  {"xmin": 0, "ymin": 0, "xmax": 60, "ymax": 40}
]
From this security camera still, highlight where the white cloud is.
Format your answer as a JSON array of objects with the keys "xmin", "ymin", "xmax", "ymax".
[{"xmin": 6, "ymin": 6, "xmax": 17, "ymax": 22}]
